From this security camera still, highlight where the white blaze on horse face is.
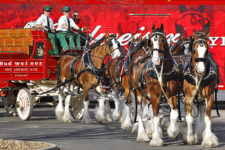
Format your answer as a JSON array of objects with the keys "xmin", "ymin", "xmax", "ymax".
[
  {"xmin": 184, "ymin": 43, "xmax": 190, "ymax": 55},
  {"xmin": 196, "ymin": 42, "xmax": 207, "ymax": 74},
  {"xmin": 151, "ymin": 35, "xmax": 161, "ymax": 65},
  {"xmin": 111, "ymin": 39, "xmax": 121, "ymax": 59}
]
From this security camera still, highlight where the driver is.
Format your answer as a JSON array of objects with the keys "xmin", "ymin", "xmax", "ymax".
[{"xmin": 56, "ymin": 6, "xmax": 81, "ymax": 54}]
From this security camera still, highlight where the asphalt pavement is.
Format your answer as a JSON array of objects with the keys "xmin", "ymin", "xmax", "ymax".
[{"xmin": 0, "ymin": 106, "xmax": 225, "ymax": 150}]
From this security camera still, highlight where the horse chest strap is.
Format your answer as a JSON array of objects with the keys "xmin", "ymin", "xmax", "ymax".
[{"xmin": 70, "ymin": 57, "xmax": 81, "ymax": 79}]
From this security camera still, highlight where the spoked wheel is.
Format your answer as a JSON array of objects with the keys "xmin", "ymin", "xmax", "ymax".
[
  {"xmin": 16, "ymin": 88, "xmax": 33, "ymax": 121},
  {"xmin": 71, "ymin": 92, "xmax": 84, "ymax": 120}
]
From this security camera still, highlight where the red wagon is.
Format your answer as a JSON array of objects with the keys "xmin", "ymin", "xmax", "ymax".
[{"xmin": 0, "ymin": 29, "xmax": 60, "ymax": 120}]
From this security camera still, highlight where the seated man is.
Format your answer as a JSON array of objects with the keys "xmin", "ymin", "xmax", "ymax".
[
  {"xmin": 72, "ymin": 10, "xmax": 90, "ymax": 48},
  {"xmin": 35, "ymin": 6, "xmax": 59, "ymax": 55},
  {"xmin": 56, "ymin": 6, "xmax": 81, "ymax": 54}
]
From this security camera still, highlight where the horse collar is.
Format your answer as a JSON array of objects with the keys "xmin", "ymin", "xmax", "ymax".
[{"xmin": 184, "ymin": 57, "xmax": 217, "ymax": 86}]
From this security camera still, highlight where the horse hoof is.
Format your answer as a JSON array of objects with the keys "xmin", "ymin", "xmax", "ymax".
[
  {"xmin": 95, "ymin": 110, "xmax": 105, "ymax": 123},
  {"xmin": 167, "ymin": 126, "xmax": 180, "ymax": 139},
  {"xmin": 137, "ymin": 133, "xmax": 150, "ymax": 143},
  {"xmin": 183, "ymin": 135, "xmax": 195, "ymax": 145},
  {"xmin": 194, "ymin": 133, "xmax": 202, "ymax": 144},
  {"xmin": 65, "ymin": 118, "xmax": 73, "ymax": 123},
  {"xmin": 106, "ymin": 116, "xmax": 113, "ymax": 122},
  {"xmin": 150, "ymin": 138, "xmax": 163, "ymax": 147},
  {"xmin": 201, "ymin": 133, "xmax": 218, "ymax": 147},
  {"xmin": 112, "ymin": 111, "xmax": 121, "ymax": 121},
  {"xmin": 55, "ymin": 109, "xmax": 64, "ymax": 122},
  {"xmin": 131, "ymin": 123, "xmax": 138, "ymax": 133},
  {"xmin": 121, "ymin": 122, "xmax": 132, "ymax": 130}
]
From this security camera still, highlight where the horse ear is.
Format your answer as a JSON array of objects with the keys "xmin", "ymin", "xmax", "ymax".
[
  {"xmin": 160, "ymin": 24, "xmax": 164, "ymax": 32},
  {"xmin": 204, "ymin": 29, "xmax": 210, "ymax": 39},
  {"xmin": 115, "ymin": 33, "xmax": 119, "ymax": 38},
  {"xmin": 105, "ymin": 33, "xmax": 110, "ymax": 39},
  {"xmin": 152, "ymin": 24, "xmax": 155, "ymax": 31},
  {"xmin": 193, "ymin": 29, "xmax": 197, "ymax": 36}
]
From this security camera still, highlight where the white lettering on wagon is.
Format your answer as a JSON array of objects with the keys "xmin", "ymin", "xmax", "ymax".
[
  {"xmin": 14, "ymin": 68, "xmax": 28, "ymax": 71},
  {"xmin": 0, "ymin": 61, "xmax": 43, "ymax": 67},
  {"xmin": 90, "ymin": 25, "xmax": 225, "ymax": 47},
  {"xmin": 0, "ymin": 61, "xmax": 12, "ymax": 66}
]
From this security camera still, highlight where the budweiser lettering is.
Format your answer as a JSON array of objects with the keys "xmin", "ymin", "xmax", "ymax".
[
  {"xmin": 0, "ymin": 61, "xmax": 43, "ymax": 66},
  {"xmin": 90, "ymin": 25, "xmax": 225, "ymax": 47}
]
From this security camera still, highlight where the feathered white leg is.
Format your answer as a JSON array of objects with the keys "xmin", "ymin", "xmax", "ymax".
[
  {"xmin": 62, "ymin": 85, "xmax": 74, "ymax": 123},
  {"xmin": 142, "ymin": 100, "xmax": 151, "ymax": 121},
  {"xmin": 111, "ymin": 89, "xmax": 121, "ymax": 121},
  {"xmin": 150, "ymin": 116, "xmax": 163, "ymax": 147},
  {"xmin": 95, "ymin": 95, "xmax": 106, "ymax": 123},
  {"xmin": 121, "ymin": 104, "xmax": 132, "ymax": 130},
  {"xmin": 167, "ymin": 109, "xmax": 180, "ymax": 138},
  {"xmin": 201, "ymin": 116, "xmax": 218, "ymax": 147},
  {"xmin": 136, "ymin": 103, "xmax": 150, "ymax": 142},
  {"xmin": 55, "ymin": 87, "xmax": 64, "ymax": 122},
  {"xmin": 145, "ymin": 119, "xmax": 154, "ymax": 138},
  {"xmin": 82, "ymin": 101, "xmax": 91, "ymax": 124},
  {"xmin": 183, "ymin": 114, "xmax": 195, "ymax": 144}
]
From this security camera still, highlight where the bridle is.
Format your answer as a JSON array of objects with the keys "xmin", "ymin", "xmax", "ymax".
[
  {"xmin": 150, "ymin": 32, "xmax": 167, "ymax": 56},
  {"xmin": 192, "ymin": 38, "xmax": 209, "ymax": 63},
  {"xmin": 104, "ymin": 37, "xmax": 120, "ymax": 56}
]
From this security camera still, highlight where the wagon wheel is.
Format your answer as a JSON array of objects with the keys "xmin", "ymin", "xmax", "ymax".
[
  {"xmin": 16, "ymin": 88, "xmax": 33, "ymax": 121},
  {"xmin": 70, "ymin": 93, "xmax": 84, "ymax": 120}
]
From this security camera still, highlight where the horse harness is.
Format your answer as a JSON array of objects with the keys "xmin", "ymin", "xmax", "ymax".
[
  {"xmin": 184, "ymin": 37, "xmax": 216, "ymax": 87},
  {"xmin": 69, "ymin": 39, "xmax": 116, "ymax": 87},
  {"xmin": 183, "ymin": 37, "xmax": 218, "ymax": 116},
  {"xmin": 133, "ymin": 55, "xmax": 179, "ymax": 102},
  {"xmin": 132, "ymin": 32, "xmax": 179, "ymax": 102}
]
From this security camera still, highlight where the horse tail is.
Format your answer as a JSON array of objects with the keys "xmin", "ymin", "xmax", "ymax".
[{"xmin": 55, "ymin": 60, "xmax": 62, "ymax": 86}]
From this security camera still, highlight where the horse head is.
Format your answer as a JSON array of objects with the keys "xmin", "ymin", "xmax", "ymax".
[
  {"xmin": 105, "ymin": 34, "xmax": 121, "ymax": 59},
  {"xmin": 192, "ymin": 29, "xmax": 209, "ymax": 74},
  {"xmin": 181, "ymin": 36, "xmax": 193, "ymax": 55},
  {"xmin": 150, "ymin": 24, "xmax": 168, "ymax": 66}
]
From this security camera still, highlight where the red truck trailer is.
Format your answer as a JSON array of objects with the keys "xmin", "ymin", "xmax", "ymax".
[{"xmin": 0, "ymin": 0, "xmax": 225, "ymax": 120}]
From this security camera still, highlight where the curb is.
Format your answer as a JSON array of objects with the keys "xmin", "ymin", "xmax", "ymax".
[{"xmin": 38, "ymin": 142, "xmax": 59, "ymax": 150}]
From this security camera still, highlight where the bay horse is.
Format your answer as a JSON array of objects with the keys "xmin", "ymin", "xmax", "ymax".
[
  {"xmin": 55, "ymin": 35, "xmax": 121, "ymax": 124},
  {"xmin": 128, "ymin": 24, "xmax": 180, "ymax": 146},
  {"xmin": 182, "ymin": 29, "xmax": 219, "ymax": 147},
  {"xmin": 170, "ymin": 36, "xmax": 193, "ymax": 56},
  {"xmin": 105, "ymin": 37, "xmax": 150, "ymax": 128}
]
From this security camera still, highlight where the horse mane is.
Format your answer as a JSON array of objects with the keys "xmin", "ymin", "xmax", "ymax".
[
  {"xmin": 89, "ymin": 36, "xmax": 106, "ymax": 49},
  {"xmin": 170, "ymin": 37, "xmax": 182, "ymax": 53},
  {"xmin": 129, "ymin": 39, "xmax": 148, "ymax": 56}
]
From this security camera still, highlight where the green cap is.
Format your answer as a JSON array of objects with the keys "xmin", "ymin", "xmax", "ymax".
[
  {"xmin": 43, "ymin": 6, "xmax": 52, "ymax": 11},
  {"xmin": 62, "ymin": 6, "xmax": 71, "ymax": 12}
]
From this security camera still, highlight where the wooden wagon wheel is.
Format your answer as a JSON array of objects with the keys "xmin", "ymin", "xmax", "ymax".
[{"xmin": 16, "ymin": 88, "xmax": 33, "ymax": 121}]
